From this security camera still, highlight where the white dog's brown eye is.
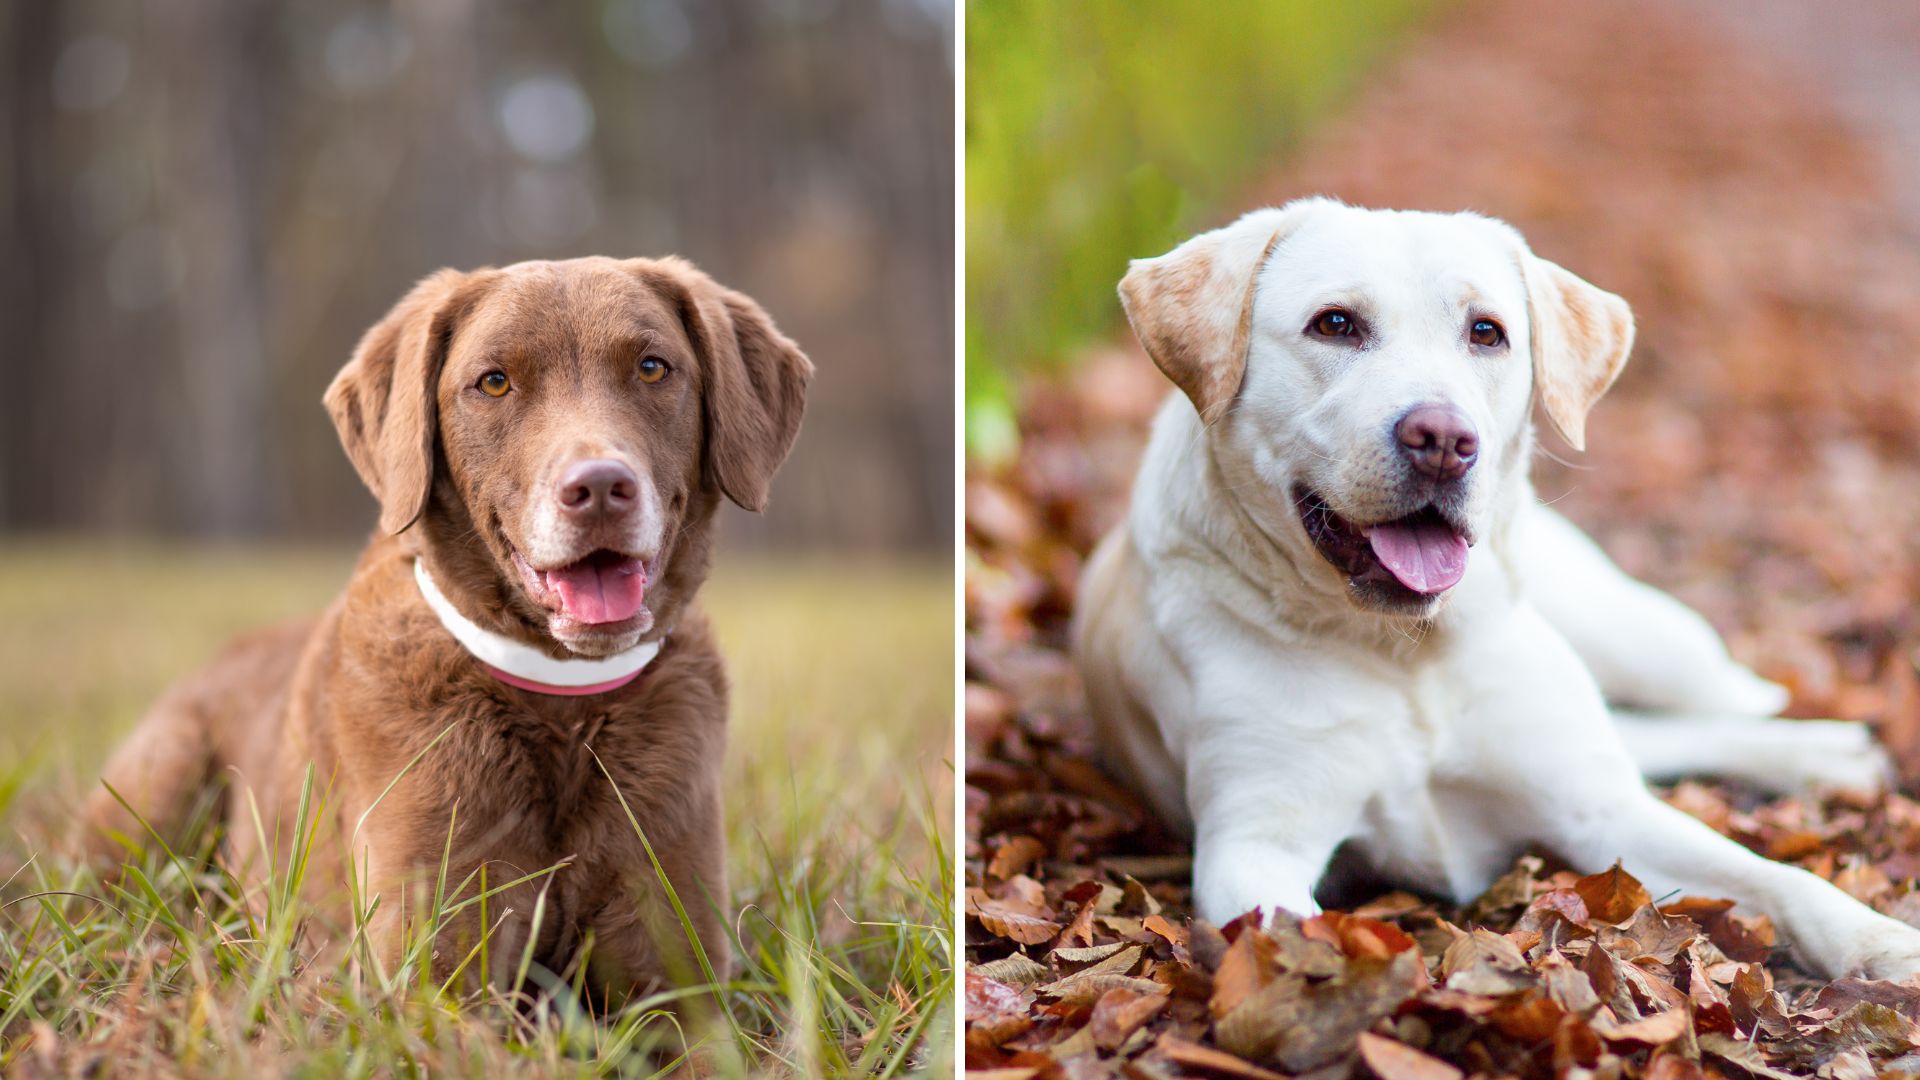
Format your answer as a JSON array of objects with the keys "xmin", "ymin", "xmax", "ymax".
[
  {"xmin": 637, "ymin": 357, "xmax": 670, "ymax": 384},
  {"xmin": 479, "ymin": 371, "xmax": 511, "ymax": 397},
  {"xmin": 1310, "ymin": 309, "xmax": 1358, "ymax": 338},
  {"xmin": 1470, "ymin": 318, "xmax": 1506, "ymax": 348}
]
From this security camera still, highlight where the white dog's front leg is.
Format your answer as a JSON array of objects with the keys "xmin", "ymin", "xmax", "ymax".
[
  {"xmin": 1550, "ymin": 789, "xmax": 1920, "ymax": 980},
  {"xmin": 1182, "ymin": 702, "xmax": 1382, "ymax": 927},
  {"xmin": 1453, "ymin": 606, "xmax": 1920, "ymax": 981}
]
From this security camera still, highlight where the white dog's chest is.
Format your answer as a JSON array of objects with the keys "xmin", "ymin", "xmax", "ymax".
[
  {"xmin": 1350, "ymin": 708, "xmax": 1490, "ymax": 900},
  {"xmin": 1201, "ymin": 633, "xmax": 1522, "ymax": 899},
  {"xmin": 1317, "ymin": 659, "xmax": 1483, "ymax": 883}
]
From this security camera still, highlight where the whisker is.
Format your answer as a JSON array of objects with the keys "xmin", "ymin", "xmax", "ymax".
[{"xmin": 1534, "ymin": 444, "xmax": 1593, "ymax": 471}]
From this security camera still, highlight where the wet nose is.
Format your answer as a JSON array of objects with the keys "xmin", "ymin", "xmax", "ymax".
[
  {"xmin": 557, "ymin": 458, "xmax": 639, "ymax": 518},
  {"xmin": 1395, "ymin": 404, "xmax": 1478, "ymax": 482}
]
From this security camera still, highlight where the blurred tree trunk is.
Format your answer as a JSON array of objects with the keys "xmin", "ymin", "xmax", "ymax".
[
  {"xmin": 0, "ymin": 2, "xmax": 62, "ymax": 530},
  {"xmin": 156, "ymin": 0, "xmax": 276, "ymax": 535}
]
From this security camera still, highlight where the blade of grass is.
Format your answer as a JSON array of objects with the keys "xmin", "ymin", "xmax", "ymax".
[{"xmin": 585, "ymin": 745, "xmax": 749, "ymax": 1063}]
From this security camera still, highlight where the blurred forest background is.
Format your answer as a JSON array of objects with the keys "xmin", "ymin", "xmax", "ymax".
[
  {"xmin": 0, "ymin": 4, "xmax": 957, "ymax": 1067},
  {"xmin": 0, "ymin": 0, "xmax": 954, "ymax": 550}
]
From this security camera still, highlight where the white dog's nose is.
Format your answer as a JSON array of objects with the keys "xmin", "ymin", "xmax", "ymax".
[{"xmin": 1395, "ymin": 404, "xmax": 1478, "ymax": 482}]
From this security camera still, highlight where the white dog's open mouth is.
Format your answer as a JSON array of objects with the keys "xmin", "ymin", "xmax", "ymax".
[{"xmin": 1293, "ymin": 486, "xmax": 1472, "ymax": 598}]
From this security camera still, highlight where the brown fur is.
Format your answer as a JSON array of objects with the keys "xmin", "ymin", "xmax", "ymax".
[{"xmin": 82, "ymin": 257, "xmax": 812, "ymax": 1001}]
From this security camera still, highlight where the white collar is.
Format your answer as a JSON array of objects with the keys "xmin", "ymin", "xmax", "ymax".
[{"xmin": 414, "ymin": 557, "xmax": 661, "ymax": 696}]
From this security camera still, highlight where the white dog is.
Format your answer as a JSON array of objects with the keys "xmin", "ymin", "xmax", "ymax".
[{"xmin": 1073, "ymin": 198, "xmax": 1920, "ymax": 980}]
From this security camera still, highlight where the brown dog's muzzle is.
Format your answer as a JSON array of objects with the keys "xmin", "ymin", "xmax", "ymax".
[{"xmin": 510, "ymin": 449, "xmax": 662, "ymax": 637}]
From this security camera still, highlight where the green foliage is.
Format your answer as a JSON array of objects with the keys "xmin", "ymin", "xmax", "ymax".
[{"xmin": 965, "ymin": 0, "xmax": 1432, "ymax": 459}]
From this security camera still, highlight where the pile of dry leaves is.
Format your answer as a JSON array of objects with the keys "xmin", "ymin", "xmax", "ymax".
[
  {"xmin": 967, "ymin": 853, "xmax": 1920, "ymax": 1080},
  {"xmin": 966, "ymin": 0, "xmax": 1920, "ymax": 1075}
]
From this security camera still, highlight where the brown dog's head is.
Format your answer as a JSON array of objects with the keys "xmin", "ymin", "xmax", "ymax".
[{"xmin": 325, "ymin": 257, "xmax": 811, "ymax": 656}]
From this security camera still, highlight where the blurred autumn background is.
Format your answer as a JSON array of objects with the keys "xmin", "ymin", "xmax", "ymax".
[
  {"xmin": 0, "ymin": 2, "xmax": 955, "ymax": 1070},
  {"xmin": 966, "ymin": 0, "xmax": 1920, "ymax": 1076}
]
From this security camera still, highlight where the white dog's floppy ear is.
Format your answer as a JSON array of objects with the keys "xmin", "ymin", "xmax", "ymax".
[
  {"xmin": 1521, "ymin": 255, "xmax": 1635, "ymax": 451},
  {"xmin": 1118, "ymin": 204, "xmax": 1311, "ymax": 423}
]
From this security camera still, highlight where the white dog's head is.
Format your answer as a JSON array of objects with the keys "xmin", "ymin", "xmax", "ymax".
[{"xmin": 1120, "ymin": 198, "xmax": 1634, "ymax": 617}]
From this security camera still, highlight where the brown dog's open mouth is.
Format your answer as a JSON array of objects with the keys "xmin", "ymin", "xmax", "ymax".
[
  {"xmin": 1293, "ymin": 486, "xmax": 1471, "ymax": 598},
  {"xmin": 513, "ymin": 548, "xmax": 650, "ymax": 626}
]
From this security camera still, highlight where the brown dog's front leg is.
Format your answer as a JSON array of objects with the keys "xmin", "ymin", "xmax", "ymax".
[
  {"xmin": 587, "ymin": 817, "xmax": 732, "ymax": 1010},
  {"xmin": 82, "ymin": 692, "xmax": 216, "ymax": 871}
]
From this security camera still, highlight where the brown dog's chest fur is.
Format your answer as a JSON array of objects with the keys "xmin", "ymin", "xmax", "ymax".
[{"xmin": 252, "ymin": 539, "xmax": 732, "ymax": 988}]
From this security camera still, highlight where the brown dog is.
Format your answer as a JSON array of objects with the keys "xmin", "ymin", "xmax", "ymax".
[{"xmin": 82, "ymin": 256, "xmax": 810, "ymax": 998}]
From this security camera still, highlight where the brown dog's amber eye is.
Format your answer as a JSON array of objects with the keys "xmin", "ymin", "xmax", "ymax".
[
  {"xmin": 637, "ymin": 357, "xmax": 669, "ymax": 384},
  {"xmin": 1470, "ymin": 318, "xmax": 1505, "ymax": 348},
  {"xmin": 1310, "ymin": 309, "xmax": 1358, "ymax": 339},
  {"xmin": 479, "ymin": 371, "xmax": 511, "ymax": 397}
]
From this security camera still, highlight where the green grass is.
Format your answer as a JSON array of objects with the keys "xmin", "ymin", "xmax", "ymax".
[
  {"xmin": 965, "ymin": 0, "xmax": 1433, "ymax": 460},
  {"xmin": 0, "ymin": 540, "xmax": 953, "ymax": 1077}
]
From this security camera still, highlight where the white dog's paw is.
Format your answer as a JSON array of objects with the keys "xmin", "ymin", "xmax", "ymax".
[
  {"xmin": 1192, "ymin": 846, "xmax": 1323, "ymax": 927},
  {"xmin": 1749, "ymin": 720, "xmax": 1892, "ymax": 796},
  {"xmin": 1798, "ymin": 723, "xmax": 1892, "ymax": 794},
  {"xmin": 1194, "ymin": 881, "xmax": 1322, "ymax": 927},
  {"xmin": 1713, "ymin": 666, "xmax": 1793, "ymax": 718},
  {"xmin": 1847, "ymin": 933, "xmax": 1920, "ymax": 984}
]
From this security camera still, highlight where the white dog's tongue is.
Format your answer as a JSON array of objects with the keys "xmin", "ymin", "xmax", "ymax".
[
  {"xmin": 546, "ymin": 557, "xmax": 647, "ymax": 624},
  {"xmin": 1367, "ymin": 519, "xmax": 1469, "ymax": 595}
]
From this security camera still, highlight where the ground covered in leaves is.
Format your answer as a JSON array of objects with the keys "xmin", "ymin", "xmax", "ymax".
[{"xmin": 964, "ymin": 0, "xmax": 1920, "ymax": 1075}]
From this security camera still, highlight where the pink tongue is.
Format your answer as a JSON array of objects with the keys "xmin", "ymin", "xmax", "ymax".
[
  {"xmin": 1367, "ymin": 519, "xmax": 1469, "ymax": 595},
  {"xmin": 545, "ymin": 558, "xmax": 647, "ymax": 624}
]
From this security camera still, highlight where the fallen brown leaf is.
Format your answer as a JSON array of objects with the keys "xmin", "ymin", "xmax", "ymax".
[
  {"xmin": 1575, "ymin": 864, "xmax": 1654, "ymax": 926},
  {"xmin": 1152, "ymin": 1034, "xmax": 1291, "ymax": 1080},
  {"xmin": 989, "ymin": 836, "xmax": 1049, "ymax": 882},
  {"xmin": 1356, "ymin": 1031, "xmax": 1464, "ymax": 1080},
  {"xmin": 1089, "ymin": 987, "xmax": 1169, "ymax": 1050}
]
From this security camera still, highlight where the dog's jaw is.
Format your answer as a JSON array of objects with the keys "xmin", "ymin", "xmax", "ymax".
[
  {"xmin": 1291, "ymin": 484, "xmax": 1475, "ymax": 617},
  {"xmin": 499, "ymin": 474, "xmax": 672, "ymax": 657},
  {"xmin": 507, "ymin": 545, "xmax": 659, "ymax": 656}
]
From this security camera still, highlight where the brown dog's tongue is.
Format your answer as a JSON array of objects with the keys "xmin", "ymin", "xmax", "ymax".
[
  {"xmin": 1367, "ymin": 519, "xmax": 1468, "ymax": 595},
  {"xmin": 546, "ymin": 557, "xmax": 647, "ymax": 624}
]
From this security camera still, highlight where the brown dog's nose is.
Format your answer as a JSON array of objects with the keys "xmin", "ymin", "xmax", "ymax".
[
  {"xmin": 557, "ymin": 458, "xmax": 639, "ymax": 518},
  {"xmin": 1395, "ymin": 404, "xmax": 1478, "ymax": 482}
]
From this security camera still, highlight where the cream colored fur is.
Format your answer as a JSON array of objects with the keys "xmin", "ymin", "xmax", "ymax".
[{"xmin": 1074, "ymin": 199, "xmax": 1917, "ymax": 979}]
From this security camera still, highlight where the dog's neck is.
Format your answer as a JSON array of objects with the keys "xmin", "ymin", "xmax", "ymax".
[
  {"xmin": 413, "ymin": 557, "xmax": 661, "ymax": 696},
  {"xmin": 1131, "ymin": 400, "xmax": 1352, "ymax": 635}
]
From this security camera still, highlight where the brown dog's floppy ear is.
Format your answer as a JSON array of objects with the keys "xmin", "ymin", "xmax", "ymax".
[
  {"xmin": 1118, "ymin": 202, "xmax": 1317, "ymax": 423},
  {"xmin": 655, "ymin": 260, "xmax": 813, "ymax": 511},
  {"xmin": 323, "ymin": 268, "xmax": 491, "ymax": 534},
  {"xmin": 1522, "ymin": 255, "xmax": 1635, "ymax": 452}
]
